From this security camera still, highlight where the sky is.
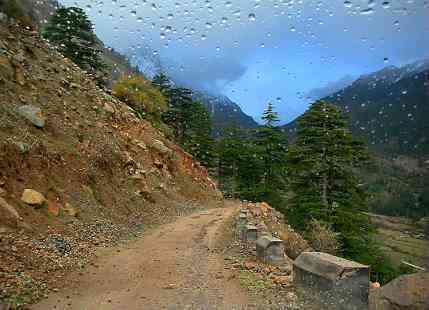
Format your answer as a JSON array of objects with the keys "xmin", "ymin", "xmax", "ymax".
[{"xmin": 59, "ymin": 0, "xmax": 429, "ymax": 124}]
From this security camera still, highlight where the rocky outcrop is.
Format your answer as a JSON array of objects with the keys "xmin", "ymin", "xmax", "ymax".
[
  {"xmin": 369, "ymin": 272, "xmax": 429, "ymax": 310},
  {"xmin": 17, "ymin": 104, "xmax": 46, "ymax": 128},
  {"xmin": 0, "ymin": 197, "xmax": 20, "ymax": 228}
]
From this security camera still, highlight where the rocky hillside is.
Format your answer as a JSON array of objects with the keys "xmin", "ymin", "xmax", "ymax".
[
  {"xmin": 5, "ymin": 0, "xmax": 141, "ymax": 88},
  {"xmin": 0, "ymin": 21, "xmax": 222, "ymax": 307}
]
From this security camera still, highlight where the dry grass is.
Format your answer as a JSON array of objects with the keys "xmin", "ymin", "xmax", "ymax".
[{"xmin": 307, "ymin": 219, "xmax": 341, "ymax": 255}]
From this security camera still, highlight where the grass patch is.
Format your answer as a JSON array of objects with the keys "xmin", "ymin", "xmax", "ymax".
[{"xmin": 238, "ymin": 270, "xmax": 273, "ymax": 293}]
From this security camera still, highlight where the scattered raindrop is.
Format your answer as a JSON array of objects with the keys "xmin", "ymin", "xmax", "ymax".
[
  {"xmin": 344, "ymin": 1, "xmax": 353, "ymax": 8},
  {"xmin": 381, "ymin": 1, "xmax": 390, "ymax": 8},
  {"xmin": 360, "ymin": 8, "xmax": 374, "ymax": 15}
]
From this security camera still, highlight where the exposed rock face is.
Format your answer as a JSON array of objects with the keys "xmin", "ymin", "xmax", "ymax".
[
  {"xmin": 21, "ymin": 189, "xmax": 46, "ymax": 206},
  {"xmin": 17, "ymin": 104, "xmax": 46, "ymax": 128},
  {"xmin": 0, "ymin": 197, "xmax": 20, "ymax": 228},
  {"xmin": 293, "ymin": 252, "xmax": 370, "ymax": 310},
  {"xmin": 150, "ymin": 139, "xmax": 172, "ymax": 156},
  {"xmin": 369, "ymin": 272, "xmax": 429, "ymax": 310},
  {"xmin": 62, "ymin": 203, "xmax": 78, "ymax": 217}
]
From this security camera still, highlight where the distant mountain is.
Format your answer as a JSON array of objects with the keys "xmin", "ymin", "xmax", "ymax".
[
  {"xmin": 306, "ymin": 75, "xmax": 355, "ymax": 101},
  {"xmin": 284, "ymin": 58, "xmax": 429, "ymax": 157},
  {"xmin": 192, "ymin": 91, "xmax": 259, "ymax": 136}
]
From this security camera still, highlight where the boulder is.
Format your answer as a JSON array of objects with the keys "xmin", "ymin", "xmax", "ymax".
[
  {"xmin": 21, "ymin": 189, "xmax": 46, "ymax": 206},
  {"xmin": 0, "ymin": 12, "xmax": 8, "ymax": 23},
  {"xmin": 150, "ymin": 139, "xmax": 172, "ymax": 156},
  {"xmin": 256, "ymin": 235, "xmax": 285, "ymax": 265},
  {"xmin": 0, "ymin": 197, "xmax": 20, "ymax": 228},
  {"xmin": 103, "ymin": 102, "xmax": 115, "ymax": 114},
  {"xmin": 293, "ymin": 252, "xmax": 369, "ymax": 310},
  {"xmin": 369, "ymin": 272, "xmax": 429, "ymax": 310},
  {"xmin": 62, "ymin": 202, "xmax": 78, "ymax": 217},
  {"xmin": 17, "ymin": 104, "xmax": 46, "ymax": 128}
]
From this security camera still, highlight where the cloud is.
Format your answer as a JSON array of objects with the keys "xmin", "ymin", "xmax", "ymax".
[{"xmin": 59, "ymin": 0, "xmax": 429, "ymax": 122}]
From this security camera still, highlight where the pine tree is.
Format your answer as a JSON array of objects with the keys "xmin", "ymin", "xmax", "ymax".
[
  {"xmin": 256, "ymin": 103, "xmax": 288, "ymax": 205},
  {"xmin": 152, "ymin": 75, "xmax": 215, "ymax": 167},
  {"xmin": 286, "ymin": 100, "xmax": 372, "ymax": 258},
  {"xmin": 152, "ymin": 73, "xmax": 172, "ymax": 94},
  {"xmin": 161, "ymin": 87, "xmax": 194, "ymax": 145},
  {"xmin": 183, "ymin": 101, "xmax": 215, "ymax": 168},
  {"xmin": 42, "ymin": 7, "xmax": 105, "ymax": 73},
  {"xmin": 216, "ymin": 125, "xmax": 254, "ymax": 198}
]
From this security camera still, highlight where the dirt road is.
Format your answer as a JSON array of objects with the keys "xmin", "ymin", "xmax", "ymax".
[{"xmin": 32, "ymin": 204, "xmax": 250, "ymax": 310}]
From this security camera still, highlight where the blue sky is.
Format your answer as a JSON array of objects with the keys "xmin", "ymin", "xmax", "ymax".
[{"xmin": 59, "ymin": 0, "xmax": 429, "ymax": 124}]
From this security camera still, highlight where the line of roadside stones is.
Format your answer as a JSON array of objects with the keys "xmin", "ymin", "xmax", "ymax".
[{"xmin": 234, "ymin": 208, "xmax": 371, "ymax": 310}]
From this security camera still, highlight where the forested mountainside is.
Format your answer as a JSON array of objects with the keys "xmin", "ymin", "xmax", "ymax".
[
  {"xmin": 306, "ymin": 74, "xmax": 355, "ymax": 101},
  {"xmin": 282, "ymin": 60, "xmax": 429, "ymax": 219},
  {"xmin": 285, "ymin": 59, "xmax": 429, "ymax": 157},
  {"xmin": 327, "ymin": 62, "xmax": 429, "ymax": 157},
  {"xmin": 192, "ymin": 91, "xmax": 259, "ymax": 136}
]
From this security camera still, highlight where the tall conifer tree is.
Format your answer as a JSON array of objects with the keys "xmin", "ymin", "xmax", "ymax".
[{"xmin": 286, "ymin": 100, "xmax": 372, "ymax": 258}]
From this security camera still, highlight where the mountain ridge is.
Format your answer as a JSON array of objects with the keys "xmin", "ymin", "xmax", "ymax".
[
  {"xmin": 192, "ymin": 90, "xmax": 259, "ymax": 136},
  {"xmin": 284, "ymin": 58, "xmax": 429, "ymax": 158}
]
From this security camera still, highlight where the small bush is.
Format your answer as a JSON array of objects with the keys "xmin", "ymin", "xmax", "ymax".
[
  {"xmin": 113, "ymin": 74, "xmax": 168, "ymax": 124},
  {"xmin": 280, "ymin": 228, "xmax": 312, "ymax": 259},
  {"xmin": 307, "ymin": 219, "xmax": 342, "ymax": 255}
]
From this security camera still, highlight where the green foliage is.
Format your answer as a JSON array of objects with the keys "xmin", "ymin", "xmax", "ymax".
[
  {"xmin": 182, "ymin": 101, "xmax": 215, "ymax": 168},
  {"xmin": 255, "ymin": 103, "xmax": 288, "ymax": 205},
  {"xmin": 306, "ymin": 219, "xmax": 342, "ymax": 255},
  {"xmin": 365, "ymin": 159, "xmax": 429, "ymax": 220},
  {"xmin": 215, "ymin": 103, "xmax": 288, "ymax": 210},
  {"xmin": 152, "ymin": 73, "xmax": 215, "ymax": 167},
  {"xmin": 152, "ymin": 73, "xmax": 172, "ymax": 95},
  {"xmin": 285, "ymin": 100, "xmax": 403, "ymax": 283},
  {"xmin": 113, "ymin": 74, "xmax": 168, "ymax": 124},
  {"xmin": 42, "ymin": 7, "xmax": 105, "ymax": 74}
]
